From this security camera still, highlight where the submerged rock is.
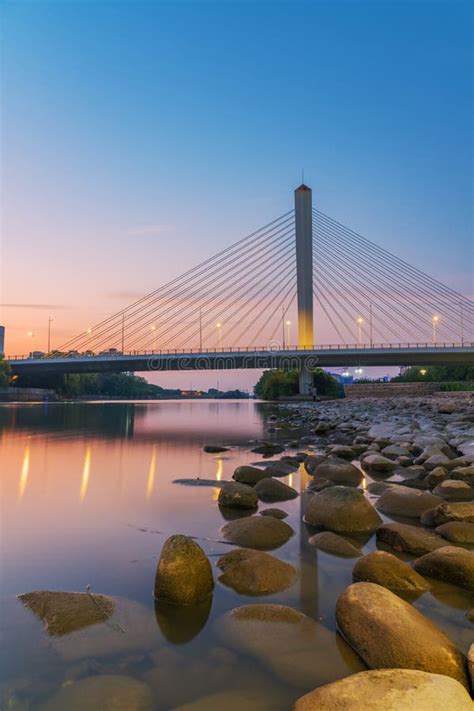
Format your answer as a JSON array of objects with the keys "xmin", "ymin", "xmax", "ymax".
[
  {"xmin": 215, "ymin": 603, "xmax": 363, "ymax": 688},
  {"xmin": 376, "ymin": 522, "xmax": 448, "ymax": 556},
  {"xmin": 17, "ymin": 590, "xmax": 115, "ymax": 637},
  {"xmin": 216, "ymin": 548, "xmax": 297, "ymax": 595},
  {"xmin": 218, "ymin": 482, "xmax": 258, "ymax": 509},
  {"xmin": 375, "ymin": 486, "xmax": 443, "ymax": 519},
  {"xmin": 412, "ymin": 546, "xmax": 474, "ymax": 591},
  {"xmin": 304, "ymin": 486, "xmax": 382, "ymax": 535},
  {"xmin": 170, "ymin": 688, "xmax": 287, "ymax": 711},
  {"xmin": 203, "ymin": 445, "xmax": 229, "ymax": 453},
  {"xmin": 39, "ymin": 674, "xmax": 153, "ymax": 711},
  {"xmin": 362, "ymin": 454, "xmax": 397, "ymax": 474},
  {"xmin": 293, "ymin": 669, "xmax": 474, "ymax": 711},
  {"xmin": 259, "ymin": 508, "xmax": 288, "ymax": 519},
  {"xmin": 254, "ymin": 477, "xmax": 298, "ymax": 502},
  {"xmin": 233, "ymin": 465, "xmax": 270, "ymax": 486},
  {"xmin": 352, "ymin": 551, "xmax": 429, "ymax": 594},
  {"xmin": 221, "ymin": 516, "xmax": 293, "ymax": 550},
  {"xmin": 335, "ymin": 582, "xmax": 469, "ymax": 688},
  {"xmin": 154, "ymin": 535, "xmax": 214, "ymax": 605},
  {"xmin": 312, "ymin": 458, "xmax": 362, "ymax": 486},
  {"xmin": 308, "ymin": 531, "xmax": 362, "ymax": 558},
  {"xmin": 251, "ymin": 443, "xmax": 284, "ymax": 456}
]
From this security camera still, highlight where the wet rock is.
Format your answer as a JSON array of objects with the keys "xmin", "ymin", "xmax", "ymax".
[
  {"xmin": 436, "ymin": 521, "xmax": 474, "ymax": 543},
  {"xmin": 218, "ymin": 482, "xmax": 258, "ymax": 509},
  {"xmin": 264, "ymin": 460, "xmax": 298, "ymax": 477},
  {"xmin": 251, "ymin": 443, "xmax": 284, "ymax": 456},
  {"xmin": 154, "ymin": 597, "xmax": 212, "ymax": 644},
  {"xmin": 424, "ymin": 466, "xmax": 450, "ymax": 489},
  {"xmin": 469, "ymin": 644, "xmax": 474, "ymax": 690},
  {"xmin": 433, "ymin": 480, "xmax": 474, "ymax": 501},
  {"xmin": 314, "ymin": 421, "xmax": 331, "ymax": 434},
  {"xmin": 312, "ymin": 458, "xmax": 362, "ymax": 486},
  {"xmin": 304, "ymin": 486, "xmax": 382, "ymax": 535},
  {"xmin": 309, "ymin": 531, "xmax": 362, "ymax": 558},
  {"xmin": 367, "ymin": 481, "xmax": 396, "ymax": 495},
  {"xmin": 397, "ymin": 476, "xmax": 430, "ymax": 490},
  {"xmin": 173, "ymin": 478, "xmax": 228, "ymax": 487},
  {"xmin": 451, "ymin": 466, "xmax": 474, "ymax": 486},
  {"xmin": 232, "ymin": 465, "xmax": 270, "ymax": 486},
  {"xmin": 304, "ymin": 455, "xmax": 328, "ymax": 475},
  {"xmin": 170, "ymin": 688, "xmax": 287, "ymax": 711},
  {"xmin": 254, "ymin": 477, "xmax": 298, "ymax": 502},
  {"xmin": 203, "ymin": 445, "xmax": 229, "ymax": 453},
  {"xmin": 381, "ymin": 444, "xmax": 412, "ymax": 460},
  {"xmin": 215, "ymin": 603, "xmax": 364, "ymax": 688},
  {"xmin": 375, "ymin": 486, "xmax": 443, "ymax": 519},
  {"xmin": 413, "ymin": 546, "xmax": 474, "ymax": 591},
  {"xmin": 423, "ymin": 454, "xmax": 457, "ymax": 471},
  {"xmin": 352, "ymin": 551, "xmax": 429, "ymax": 594},
  {"xmin": 221, "ymin": 515, "xmax": 293, "ymax": 550},
  {"xmin": 306, "ymin": 478, "xmax": 335, "ymax": 493},
  {"xmin": 430, "ymin": 502, "xmax": 474, "ymax": 525},
  {"xmin": 335, "ymin": 582, "xmax": 469, "ymax": 688},
  {"xmin": 376, "ymin": 522, "xmax": 448, "ymax": 556},
  {"xmin": 259, "ymin": 508, "xmax": 288, "ymax": 519},
  {"xmin": 39, "ymin": 675, "xmax": 153, "ymax": 711},
  {"xmin": 154, "ymin": 535, "xmax": 214, "ymax": 605},
  {"xmin": 17, "ymin": 590, "xmax": 115, "ymax": 637},
  {"xmin": 216, "ymin": 548, "xmax": 297, "ymax": 595},
  {"xmin": 326, "ymin": 444, "xmax": 355, "ymax": 460},
  {"xmin": 362, "ymin": 454, "xmax": 397, "ymax": 474},
  {"xmin": 293, "ymin": 669, "xmax": 474, "ymax": 711}
]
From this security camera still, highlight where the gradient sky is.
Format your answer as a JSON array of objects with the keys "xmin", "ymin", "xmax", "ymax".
[{"xmin": 1, "ymin": 0, "xmax": 473, "ymax": 389}]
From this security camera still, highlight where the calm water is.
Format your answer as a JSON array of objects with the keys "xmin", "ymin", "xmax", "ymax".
[{"xmin": 0, "ymin": 401, "xmax": 472, "ymax": 710}]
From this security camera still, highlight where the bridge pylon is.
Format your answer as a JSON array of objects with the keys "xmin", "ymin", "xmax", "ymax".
[{"xmin": 295, "ymin": 184, "xmax": 314, "ymax": 395}]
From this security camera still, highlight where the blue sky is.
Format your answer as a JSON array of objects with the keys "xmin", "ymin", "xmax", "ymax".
[{"xmin": 1, "ymin": 0, "xmax": 472, "ymax": 387}]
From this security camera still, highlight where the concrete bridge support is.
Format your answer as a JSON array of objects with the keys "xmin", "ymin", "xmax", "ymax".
[{"xmin": 295, "ymin": 184, "xmax": 314, "ymax": 395}]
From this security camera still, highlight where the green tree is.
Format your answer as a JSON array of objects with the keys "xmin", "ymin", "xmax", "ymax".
[
  {"xmin": 254, "ymin": 368, "xmax": 341, "ymax": 400},
  {"xmin": 0, "ymin": 358, "xmax": 12, "ymax": 387}
]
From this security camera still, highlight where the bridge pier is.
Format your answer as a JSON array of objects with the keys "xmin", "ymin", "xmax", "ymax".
[
  {"xmin": 295, "ymin": 184, "xmax": 314, "ymax": 395},
  {"xmin": 299, "ymin": 363, "xmax": 312, "ymax": 396}
]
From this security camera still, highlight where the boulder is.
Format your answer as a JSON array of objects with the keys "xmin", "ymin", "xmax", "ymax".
[
  {"xmin": 304, "ymin": 486, "xmax": 382, "ymax": 535},
  {"xmin": 259, "ymin": 508, "xmax": 288, "ymax": 519},
  {"xmin": 430, "ymin": 502, "xmax": 474, "ymax": 525},
  {"xmin": 376, "ymin": 486, "xmax": 443, "ymax": 519},
  {"xmin": 293, "ymin": 669, "xmax": 473, "ymax": 711},
  {"xmin": 381, "ymin": 444, "xmax": 412, "ymax": 460},
  {"xmin": 326, "ymin": 445, "xmax": 355, "ymax": 460},
  {"xmin": 376, "ymin": 522, "xmax": 448, "ymax": 556},
  {"xmin": 39, "ymin": 675, "xmax": 153, "ymax": 711},
  {"xmin": 233, "ymin": 465, "xmax": 270, "ymax": 486},
  {"xmin": 423, "ymin": 454, "xmax": 457, "ymax": 471},
  {"xmin": 352, "ymin": 551, "xmax": 429, "ymax": 594},
  {"xmin": 203, "ymin": 445, "xmax": 229, "ymax": 453},
  {"xmin": 424, "ymin": 466, "xmax": 450, "ymax": 489},
  {"xmin": 254, "ymin": 477, "xmax": 298, "ymax": 502},
  {"xmin": 264, "ymin": 460, "xmax": 298, "ymax": 478},
  {"xmin": 154, "ymin": 535, "xmax": 214, "ymax": 605},
  {"xmin": 436, "ymin": 521, "xmax": 474, "ymax": 543},
  {"xmin": 314, "ymin": 421, "xmax": 331, "ymax": 434},
  {"xmin": 215, "ymin": 603, "xmax": 363, "ymax": 688},
  {"xmin": 362, "ymin": 455, "xmax": 397, "ymax": 474},
  {"xmin": 221, "ymin": 516, "xmax": 293, "ymax": 550},
  {"xmin": 312, "ymin": 458, "xmax": 362, "ymax": 486},
  {"xmin": 17, "ymin": 590, "xmax": 114, "ymax": 637},
  {"xmin": 335, "ymin": 582, "xmax": 468, "ymax": 688},
  {"xmin": 413, "ymin": 546, "xmax": 474, "ymax": 591},
  {"xmin": 218, "ymin": 482, "xmax": 258, "ymax": 509},
  {"xmin": 304, "ymin": 455, "xmax": 327, "ymax": 475},
  {"xmin": 433, "ymin": 480, "xmax": 474, "ymax": 502},
  {"xmin": 216, "ymin": 548, "xmax": 297, "ymax": 595},
  {"xmin": 308, "ymin": 531, "xmax": 361, "ymax": 558},
  {"xmin": 251, "ymin": 443, "xmax": 284, "ymax": 456},
  {"xmin": 306, "ymin": 478, "xmax": 335, "ymax": 493},
  {"xmin": 451, "ymin": 466, "xmax": 474, "ymax": 486}
]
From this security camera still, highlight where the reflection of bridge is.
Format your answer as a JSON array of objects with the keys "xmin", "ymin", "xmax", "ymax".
[{"xmin": 7, "ymin": 184, "xmax": 474, "ymax": 392}]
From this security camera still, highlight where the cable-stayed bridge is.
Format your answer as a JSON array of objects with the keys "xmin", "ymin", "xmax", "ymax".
[{"xmin": 8, "ymin": 185, "xmax": 474, "ymax": 392}]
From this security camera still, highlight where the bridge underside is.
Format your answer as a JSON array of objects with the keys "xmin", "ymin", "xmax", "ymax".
[{"xmin": 10, "ymin": 346, "xmax": 474, "ymax": 378}]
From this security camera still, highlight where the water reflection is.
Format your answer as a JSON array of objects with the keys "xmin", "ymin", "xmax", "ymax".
[
  {"xmin": 146, "ymin": 445, "xmax": 157, "ymax": 499},
  {"xmin": 18, "ymin": 443, "xmax": 30, "ymax": 500},
  {"xmin": 79, "ymin": 446, "xmax": 92, "ymax": 502}
]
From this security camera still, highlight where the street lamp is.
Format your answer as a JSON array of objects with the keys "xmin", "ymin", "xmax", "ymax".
[
  {"xmin": 356, "ymin": 317, "xmax": 363, "ymax": 346},
  {"xmin": 216, "ymin": 322, "xmax": 222, "ymax": 349},
  {"xmin": 420, "ymin": 369, "xmax": 427, "ymax": 376},
  {"xmin": 432, "ymin": 315, "xmax": 439, "ymax": 344},
  {"xmin": 86, "ymin": 326, "xmax": 92, "ymax": 335},
  {"xmin": 286, "ymin": 320, "xmax": 291, "ymax": 348}
]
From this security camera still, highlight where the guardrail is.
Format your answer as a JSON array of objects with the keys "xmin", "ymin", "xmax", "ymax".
[{"xmin": 7, "ymin": 342, "xmax": 474, "ymax": 361}]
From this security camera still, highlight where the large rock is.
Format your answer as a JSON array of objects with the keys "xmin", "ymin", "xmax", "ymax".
[
  {"xmin": 436, "ymin": 521, "xmax": 474, "ymax": 543},
  {"xmin": 39, "ymin": 675, "xmax": 153, "ymax": 711},
  {"xmin": 304, "ymin": 486, "xmax": 382, "ymax": 535},
  {"xmin": 170, "ymin": 688, "xmax": 286, "ymax": 711},
  {"xmin": 362, "ymin": 454, "xmax": 397, "ymax": 474},
  {"xmin": 154, "ymin": 535, "xmax": 214, "ymax": 605},
  {"xmin": 218, "ymin": 482, "xmax": 258, "ymax": 509},
  {"xmin": 312, "ymin": 458, "xmax": 362, "ymax": 486},
  {"xmin": 221, "ymin": 516, "xmax": 293, "ymax": 550},
  {"xmin": 326, "ymin": 445, "xmax": 355, "ymax": 460},
  {"xmin": 413, "ymin": 546, "xmax": 474, "ymax": 591},
  {"xmin": 293, "ymin": 669, "xmax": 474, "ymax": 711},
  {"xmin": 376, "ymin": 486, "xmax": 443, "ymax": 519},
  {"xmin": 304, "ymin": 454, "xmax": 328, "ymax": 475},
  {"xmin": 433, "ymin": 480, "xmax": 474, "ymax": 501},
  {"xmin": 451, "ymin": 466, "xmax": 474, "ymax": 486},
  {"xmin": 215, "ymin": 603, "xmax": 364, "ymax": 688},
  {"xmin": 17, "ymin": 590, "xmax": 114, "ymax": 636},
  {"xmin": 216, "ymin": 548, "xmax": 297, "ymax": 595},
  {"xmin": 352, "ymin": 551, "xmax": 429, "ymax": 594},
  {"xmin": 382, "ymin": 444, "xmax": 412, "ymax": 460},
  {"xmin": 430, "ymin": 502, "xmax": 474, "ymax": 525},
  {"xmin": 251, "ymin": 443, "xmax": 284, "ymax": 456},
  {"xmin": 254, "ymin": 477, "xmax": 298, "ymax": 502},
  {"xmin": 336, "ymin": 582, "xmax": 469, "ymax": 688},
  {"xmin": 259, "ymin": 507, "xmax": 288, "ymax": 519},
  {"xmin": 203, "ymin": 445, "xmax": 229, "ymax": 453},
  {"xmin": 376, "ymin": 522, "xmax": 448, "ymax": 556},
  {"xmin": 308, "ymin": 531, "xmax": 362, "ymax": 558},
  {"xmin": 233, "ymin": 465, "xmax": 270, "ymax": 486}
]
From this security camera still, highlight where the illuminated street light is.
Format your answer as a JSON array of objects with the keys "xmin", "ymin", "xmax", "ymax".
[
  {"xmin": 356, "ymin": 317, "xmax": 363, "ymax": 346},
  {"xmin": 432, "ymin": 315, "xmax": 439, "ymax": 344},
  {"xmin": 86, "ymin": 326, "xmax": 92, "ymax": 335},
  {"xmin": 286, "ymin": 320, "xmax": 291, "ymax": 348},
  {"xmin": 151, "ymin": 324, "xmax": 157, "ymax": 350},
  {"xmin": 420, "ymin": 369, "xmax": 427, "ymax": 376},
  {"xmin": 216, "ymin": 322, "xmax": 222, "ymax": 349}
]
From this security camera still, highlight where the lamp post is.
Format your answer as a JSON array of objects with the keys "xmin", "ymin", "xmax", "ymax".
[
  {"xmin": 151, "ymin": 324, "xmax": 157, "ymax": 351},
  {"xmin": 286, "ymin": 320, "xmax": 291, "ymax": 348},
  {"xmin": 356, "ymin": 317, "xmax": 363, "ymax": 346},
  {"xmin": 216, "ymin": 322, "xmax": 222, "ymax": 349},
  {"xmin": 432, "ymin": 315, "xmax": 439, "ymax": 344}
]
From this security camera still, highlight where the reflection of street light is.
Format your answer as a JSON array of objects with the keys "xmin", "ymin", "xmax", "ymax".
[
  {"xmin": 216, "ymin": 322, "xmax": 222, "ymax": 349},
  {"xmin": 356, "ymin": 317, "xmax": 363, "ymax": 345},
  {"xmin": 432, "ymin": 315, "xmax": 439, "ymax": 344},
  {"xmin": 286, "ymin": 320, "xmax": 291, "ymax": 348},
  {"xmin": 355, "ymin": 367, "xmax": 363, "ymax": 376}
]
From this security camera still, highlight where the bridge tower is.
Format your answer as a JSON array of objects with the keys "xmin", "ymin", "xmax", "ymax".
[{"xmin": 295, "ymin": 184, "xmax": 314, "ymax": 394}]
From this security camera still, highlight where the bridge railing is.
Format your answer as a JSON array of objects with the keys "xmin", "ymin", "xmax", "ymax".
[{"xmin": 7, "ymin": 342, "xmax": 474, "ymax": 361}]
